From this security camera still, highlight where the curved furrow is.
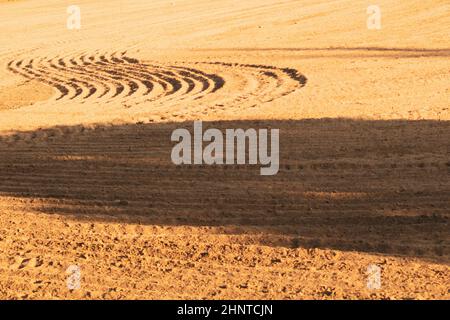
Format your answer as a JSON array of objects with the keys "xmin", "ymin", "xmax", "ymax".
[
  {"xmin": 143, "ymin": 66, "xmax": 213, "ymax": 106},
  {"xmin": 23, "ymin": 59, "xmax": 74, "ymax": 100},
  {"xmin": 6, "ymin": 52, "xmax": 307, "ymax": 110},
  {"xmin": 74, "ymin": 54, "xmax": 121, "ymax": 100},
  {"xmin": 196, "ymin": 61, "xmax": 304, "ymax": 107},
  {"xmin": 112, "ymin": 53, "xmax": 213, "ymax": 101},
  {"xmin": 105, "ymin": 54, "xmax": 171, "ymax": 97},
  {"xmin": 90, "ymin": 54, "xmax": 154, "ymax": 99},
  {"xmin": 79, "ymin": 55, "xmax": 127, "ymax": 99},
  {"xmin": 244, "ymin": 69, "xmax": 288, "ymax": 103},
  {"xmin": 106, "ymin": 60, "xmax": 184, "ymax": 101},
  {"xmin": 70, "ymin": 56, "xmax": 116, "ymax": 99},
  {"xmin": 7, "ymin": 60, "xmax": 32, "ymax": 80},
  {"xmin": 105, "ymin": 62, "xmax": 167, "ymax": 101},
  {"xmin": 49, "ymin": 58, "xmax": 98, "ymax": 99},
  {"xmin": 146, "ymin": 64, "xmax": 223, "ymax": 105},
  {"xmin": 23, "ymin": 57, "xmax": 83, "ymax": 101},
  {"xmin": 165, "ymin": 66, "xmax": 213, "ymax": 95},
  {"xmin": 172, "ymin": 65, "xmax": 225, "ymax": 93},
  {"xmin": 121, "ymin": 63, "xmax": 187, "ymax": 95},
  {"xmin": 43, "ymin": 59, "xmax": 86, "ymax": 100},
  {"xmin": 13, "ymin": 57, "xmax": 81, "ymax": 101},
  {"xmin": 7, "ymin": 59, "xmax": 68, "ymax": 100},
  {"xmin": 91, "ymin": 59, "xmax": 140, "ymax": 97},
  {"xmin": 53, "ymin": 57, "xmax": 109, "ymax": 99}
]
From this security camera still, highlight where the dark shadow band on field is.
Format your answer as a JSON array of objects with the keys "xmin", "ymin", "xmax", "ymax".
[{"xmin": 0, "ymin": 119, "xmax": 449, "ymax": 263}]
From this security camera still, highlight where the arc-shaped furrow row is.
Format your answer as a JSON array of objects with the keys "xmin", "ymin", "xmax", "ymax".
[
  {"xmin": 110, "ymin": 64, "xmax": 156, "ymax": 95},
  {"xmin": 99, "ymin": 65, "xmax": 140, "ymax": 97},
  {"xmin": 79, "ymin": 55, "xmax": 127, "ymax": 99},
  {"xmin": 204, "ymin": 61, "xmax": 306, "ymax": 87},
  {"xmin": 70, "ymin": 55, "xmax": 119, "ymax": 99},
  {"xmin": 162, "ymin": 65, "xmax": 227, "ymax": 104},
  {"xmin": 116, "ymin": 64, "xmax": 206, "ymax": 106},
  {"xmin": 135, "ymin": 64, "xmax": 216, "ymax": 105},
  {"xmin": 247, "ymin": 69, "xmax": 288, "ymax": 102},
  {"xmin": 90, "ymin": 54, "xmax": 154, "ymax": 98},
  {"xmin": 171, "ymin": 65, "xmax": 225, "ymax": 93},
  {"xmin": 101, "ymin": 56, "xmax": 170, "ymax": 97},
  {"xmin": 178, "ymin": 74, "xmax": 196, "ymax": 94},
  {"xmin": 176, "ymin": 69, "xmax": 210, "ymax": 93},
  {"xmin": 248, "ymin": 71, "xmax": 291, "ymax": 104},
  {"xmin": 18, "ymin": 57, "xmax": 82, "ymax": 101},
  {"xmin": 113, "ymin": 53, "xmax": 220, "ymax": 99},
  {"xmin": 121, "ymin": 57, "xmax": 183, "ymax": 96},
  {"xmin": 184, "ymin": 61, "xmax": 255, "ymax": 107},
  {"xmin": 257, "ymin": 70, "xmax": 291, "ymax": 103},
  {"xmin": 41, "ymin": 59, "xmax": 86, "ymax": 100},
  {"xmin": 107, "ymin": 64, "xmax": 167, "ymax": 100},
  {"xmin": 197, "ymin": 61, "xmax": 304, "ymax": 105},
  {"xmin": 222, "ymin": 68, "xmax": 263, "ymax": 106},
  {"xmin": 155, "ymin": 74, "xmax": 181, "ymax": 96},
  {"xmin": 49, "ymin": 59, "xmax": 97, "ymax": 99},
  {"xmin": 6, "ymin": 53, "xmax": 306, "ymax": 109},
  {"xmin": 53, "ymin": 57, "xmax": 109, "ymax": 99},
  {"xmin": 150, "ymin": 70, "xmax": 205, "ymax": 104},
  {"xmin": 7, "ymin": 60, "xmax": 35, "ymax": 80},
  {"xmin": 24, "ymin": 61, "xmax": 73, "ymax": 100},
  {"xmin": 78, "ymin": 54, "xmax": 126, "ymax": 99},
  {"xmin": 280, "ymin": 68, "xmax": 308, "ymax": 86},
  {"xmin": 152, "ymin": 70, "xmax": 183, "ymax": 95},
  {"xmin": 93, "ymin": 60, "xmax": 140, "ymax": 97},
  {"xmin": 13, "ymin": 57, "xmax": 72, "ymax": 101},
  {"xmin": 7, "ymin": 59, "xmax": 69, "ymax": 100},
  {"xmin": 104, "ymin": 58, "xmax": 190, "ymax": 101},
  {"xmin": 165, "ymin": 66, "xmax": 215, "ymax": 94},
  {"xmin": 234, "ymin": 64, "xmax": 305, "ymax": 87},
  {"xmin": 107, "ymin": 54, "xmax": 160, "ymax": 97}
]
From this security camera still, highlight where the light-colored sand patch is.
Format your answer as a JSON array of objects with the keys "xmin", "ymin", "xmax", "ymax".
[{"xmin": 0, "ymin": 80, "xmax": 54, "ymax": 111}]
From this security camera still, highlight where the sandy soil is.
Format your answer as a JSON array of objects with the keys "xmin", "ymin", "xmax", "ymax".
[{"xmin": 0, "ymin": 0, "xmax": 448, "ymax": 299}]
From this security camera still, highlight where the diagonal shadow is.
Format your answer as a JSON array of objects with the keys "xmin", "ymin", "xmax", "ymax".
[{"xmin": 0, "ymin": 119, "xmax": 448, "ymax": 263}]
